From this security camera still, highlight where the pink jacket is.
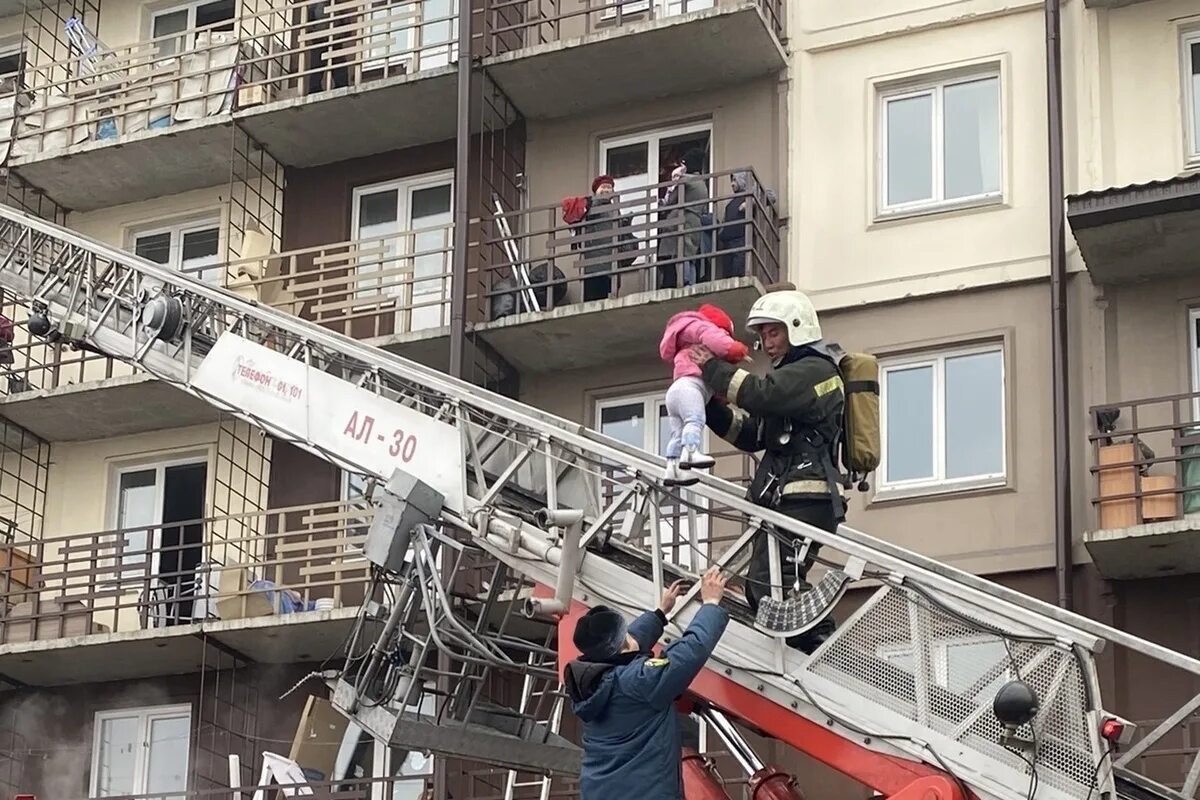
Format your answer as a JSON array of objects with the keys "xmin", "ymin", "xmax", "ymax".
[{"xmin": 659, "ymin": 311, "xmax": 749, "ymax": 380}]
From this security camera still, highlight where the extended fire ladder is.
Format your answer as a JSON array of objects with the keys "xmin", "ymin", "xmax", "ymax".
[{"xmin": 4, "ymin": 205, "xmax": 1200, "ymax": 800}]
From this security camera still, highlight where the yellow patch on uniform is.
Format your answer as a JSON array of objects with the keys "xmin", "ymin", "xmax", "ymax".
[
  {"xmin": 645, "ymin": 657, "xmax": 669, "ymax": 668},
  {"xmin": 813, "ymin": 375, "xmax": 844, "ymax": 398}
]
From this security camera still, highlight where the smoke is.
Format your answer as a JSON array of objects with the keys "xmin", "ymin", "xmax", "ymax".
[{"xmin": 4, "ymin": 680, "xmax": 176, "ymax": 799}]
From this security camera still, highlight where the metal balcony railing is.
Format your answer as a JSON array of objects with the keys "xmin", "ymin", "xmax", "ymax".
[
  {"xmin": 1089, "ymin": 391, "xmax": 1200, "ymax": 530},
  {"xmin": 481, "ymin": 0, "xmax": 783, "ymax": 57},
  {"xmin": 0, "ymin": 500, "xmax": 374, "ymax": 645},
  {"xmin": 480, "ymin": 167, "xmax": 781, "ymax": 322}
]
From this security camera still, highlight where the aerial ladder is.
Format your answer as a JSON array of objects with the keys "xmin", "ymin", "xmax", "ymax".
[{"xmin": 4, "ymin": 205, "xmax": 1200, "ymax": 800}]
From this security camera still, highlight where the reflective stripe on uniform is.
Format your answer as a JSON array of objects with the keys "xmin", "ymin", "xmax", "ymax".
[
  {"xmin": 723, "ymin": 408, "xmax": 748, "ymax": 445},
  {"xmin": 782, "ymin": 479, "xmax": 835, "ymax": 495},
  {"xmin": 727, "ymin": 369, "xmax": 751, "ymax": 404},
  {"xmin": 813, "ymin": 375, "xmax": 844, "ymax": 399}
]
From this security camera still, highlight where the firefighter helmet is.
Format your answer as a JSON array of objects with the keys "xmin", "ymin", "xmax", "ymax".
[{"xmin": 745, "ymin": 290, "xmax": 822, "ymax": 347}]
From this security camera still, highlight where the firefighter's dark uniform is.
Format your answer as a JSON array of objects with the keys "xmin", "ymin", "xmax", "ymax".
[{"xmin": 700, "ymin": 343, "xmax": 845, "ymax": 652}]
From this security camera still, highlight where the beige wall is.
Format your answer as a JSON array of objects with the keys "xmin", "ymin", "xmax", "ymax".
[
  {"xmin": 1070, "ymin": 0, "xmax": 1200, "ymax": 193},
  {"xmin": 68, "ymin": 183, "xmax": 229, "ymax": 250},
  {"xmin": 790, "ymin": 3, "xmax": 1051, "ymax": 310}
]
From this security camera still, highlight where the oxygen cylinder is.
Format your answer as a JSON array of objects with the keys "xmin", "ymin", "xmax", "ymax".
[
  {"xmin": 750, "ymin": 766, "xmax": 806, "ymax": 800},
  {"xmin": 682, "ymin": 747, "xmax": 734, "ymax": 800}
]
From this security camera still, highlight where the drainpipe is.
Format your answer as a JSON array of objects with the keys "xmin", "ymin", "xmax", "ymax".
[
  {"xmin": 1046, "ymin": 0, "xmax": 1073, "ymax": 611},
  {"xmin": 448, "ymin": 0, "xmax": 473, "ymax": 380}
]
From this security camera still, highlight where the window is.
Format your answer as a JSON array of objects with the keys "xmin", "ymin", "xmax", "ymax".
[
  {"xmin": 151, "ymin": 0, "xmax": 235, "ymax": 56},
  {"xmin": 879, "ymin": 344, "xmax": 1006, "ymax": 493},
  {"xmin": 364, "ymin": 0, "xmax": 457, "ymax": 74},
  {"xmin": 351, "ymin": 172, "xmax": 454, "ymax": 333},
  {"xmin": 0, "ymin": 43, "xmax": 25, "ymax": 91},
  {"xmin": 595, "ymin": 391, "xmax": 709, "ymax": 567},
  {"xmin": 600, "ymin": 0, "xmax": 713, "ymax": 22},
  {"xmin": 1185, "ymin": 30, "xmax": 1200, "ymax": 162},
  {"xmin": 92, "ymin": 704, "xmax": 191, "ymax": 798},
  {"xmin": 879, "ymin": 71, "xmax": 1001, "ymax": 215},
  {"xmin": 878, "ymin": 637, "xmax": 1011, "ymax": 699},
  {"xmin": 131, "ymin": 217, "xmax": 222, "ymax": 284}
]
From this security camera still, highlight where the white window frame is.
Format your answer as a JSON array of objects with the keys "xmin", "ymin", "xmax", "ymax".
[
  {"xmin": 877, "ymin": 635, "xmax": 1012, "ymax": 696},
  {"xmin": 594, "ymin": 390, "xmax": 710, "ymax": 568},
  {"xmin": 108, "ymin": 454, "xmax": 209, "ymax": 576},
  {"xmin": 90, "ymin": 703, "xmax": 192, "ymax": 798},
  {"xmin": 149, "ymin": 0, "xmax": 235, "ymax": 50},
  {"xmin": 351, "ymin": 170, "xmax": 455, "ymax": 329},
  {"xmin": 877, "ymin": 343, "xmax": 1007, "ymax": 496},
  {"xmin": 600, "ymin": 0, "xmax": 713, "ymax": 23},
  {"xmin": 1183, "ymin": 29, "xmax": 1200, "ymax": 164},
  {"xmin": 128, "ymin": 214, "xmax": 223, "ymax": 284},
  {"xmin": 877, "ymin": 70, "xmax": 1003, "ymax": 218}
]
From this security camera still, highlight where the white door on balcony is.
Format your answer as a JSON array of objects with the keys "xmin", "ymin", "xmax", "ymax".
[
  {"xmin": 352, "ymin": 172, "xmax": 454, "ymax": 333},
  {"xmin": 595, "ymin": 392, "xmax": 709, "ymax": 568},
  {"xmin": 92, "ymin": 704, "xmax": 191, "ymax": 799},
  {"xmin": 599, "ymin": 123, "xmax": 711, "ymax": 268},
  {"xmin": 111, "ymin": 458, "xmax": 207, "ymax": 623},
  {"xmin": 364, "ymin": 0, "xmax": 457, "ymax": 75}
]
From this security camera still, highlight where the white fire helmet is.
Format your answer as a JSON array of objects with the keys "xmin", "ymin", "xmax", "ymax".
[{"xmin": 745, "ymin": 290, "xmax": 822, "ymax": 347}]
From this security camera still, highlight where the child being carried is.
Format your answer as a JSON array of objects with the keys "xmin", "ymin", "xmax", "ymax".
[{"xmin": 658, "ymin": 304, "xmax": 750, "ymax": 486}]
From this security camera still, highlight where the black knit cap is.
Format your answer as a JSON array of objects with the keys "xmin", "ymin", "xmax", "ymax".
[{"xmin": 573, "ymin": 606, "xmax": 629, "ymax": 661}]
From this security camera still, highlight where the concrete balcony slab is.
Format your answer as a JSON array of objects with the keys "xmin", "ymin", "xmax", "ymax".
[{"xmin": 1085, "ymin": 516, "xmax": 1200, "ymax": 580}]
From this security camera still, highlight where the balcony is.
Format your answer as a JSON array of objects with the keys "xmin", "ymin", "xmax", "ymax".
[
  {"xmin": 1086, "ymin": 391, "xmax": 1200, "ymax": 580},
  {"xmin": 472, "ymin": 167, "xmax": 780, "ymax": 373},
  {"xmin": 481, "ymin": 0, "xmax": 785, "ymax": 119},
  {"xmin": 0, "ymin": 500, "xmax": 374, "ymax": 686},
  {"xmin": 1067, "ymin": 173, "xmax": 1200, "ymax": 286}
]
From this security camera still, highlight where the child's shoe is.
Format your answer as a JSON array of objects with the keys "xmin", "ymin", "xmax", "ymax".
[
  {"xmin": 662, "ymin": 460, "xmax": 698, "ymax": 487},
  {"xmin": 679, "ymin": 447, "xmax": 716, "ymax": 471}
]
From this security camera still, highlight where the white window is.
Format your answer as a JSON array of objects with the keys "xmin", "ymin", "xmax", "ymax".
[
  {"xmin": 91, "ymin": 704, "xmax": 191, "ymax": 798},
  {"xmin": 601, "ymin": 0, "xmax": 713, "ymax": 22},
  {"xmin": 878, "ymin": 637, "xmax": 1011, "ymax": 699},
  {"xmin": 1184, "ymin": 30, "xmax": 1200, "ymax": 162},
  {"xmin": 879, "ymin": 344, "xmax": 1006, "ymax": 494},
  {"xmin": 150, "ymin": 0, "xmax": 235, "ymax": 56},
  {"xmin": 879, "ymin": 71, "xmax": 1001, "ymax": 215},
  {"xmin": 364, "ymin": 0, "xmax": 458, "ymax": 74},
  {"xmin": 111, "ymin": 457, "xmax": 207, "ymax": 605},
  {"xmin": 595, "ymin": 391, "xmax": 709, "ymax": 567},
  {"xmin": 340, "ymin": 469, "xmax": 372, "ymax": 552},
  {"xmin": 131, "ymin": 217, "xmax": 222, "ymax": 284},
  {"xmin": 352, "ymin": 172, "xmax": 454, "ymax": 333}
]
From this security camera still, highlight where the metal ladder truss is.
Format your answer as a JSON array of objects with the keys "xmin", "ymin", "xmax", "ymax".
[{"xmin": 0, "ymin": 206, "xmax": 1196, "ymax": 800}]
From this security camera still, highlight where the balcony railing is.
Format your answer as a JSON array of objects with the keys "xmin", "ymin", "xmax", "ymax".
[
  {"xmin": 0, "ymin": 500, "xmax": 373, "ymax": 644},
  {"xmin": 482, "ymin": 0, "xmax": 783, "ymax": 57},
  {"xmin": 0, "ymin": 0, "xmax": 458, "ymax": 160},
  {"xmin": 214, "ymin": 225, "xmax": 455, "ymax": 339},
  {"xmin": 480, "ymin": 167, "xmax": 780, "ymax": 322},
  {"xmin": 1089, "ymin": 391, "xmax": 1200, "ymax": 529},
  {"xmin": 59, "ymin": 776, "xmax": 430, "ymax": 800}
]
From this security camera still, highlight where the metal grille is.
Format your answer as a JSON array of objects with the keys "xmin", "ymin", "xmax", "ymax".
[{"xmin": 805, "ymin": 587, "xmax": 1099, "ymax": 800}]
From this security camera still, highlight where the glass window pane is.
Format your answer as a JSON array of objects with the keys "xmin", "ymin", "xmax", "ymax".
[
  {"xmin": 182, "ymin": 227, "xmax": 220, "ymax": 283},
  {"xmin": 944, "ymin": 350, "xmax": 1004, "ymax": 480},
  {"xmin": 95, "ymin": 715, "xmax": 139, "ymax": 796},
  {"xmin": 606, "ymin": 142, "xmax": 649, "ymax": 181},
  {"xmin": 1192, "ymin": 42, "xmax": 1200, "ymax": 153},
  {"xmin": 135, "ymin": 232, "xmax": 172, "ymax": 265},
  {"xmin": 146, "ymin": 714, "xmax": 190, "ymax": 794},
  {"xmin": 195, "ymin": 0, "xmax": 235, "ymax": 28},
  {"xmin": 118, "ymin": 469, "xmax": 158, "ymax": 564},
  {"xmin": 885, "ymin": 365, "xmax": 934, "ymax": 483},
  {"xmin": 599, "ymin": 402, "xmax": 646, "ymax": 449},
  {"xmin": 152, "ymin": 9, "xmax": 189, "ymax": 37},
  {"xmin": 411, "ymin": 184, "xmax": 452, "ymax": 220},
  {"xmin": 943, "ymin": 77, "xmax": 1001, "ymax": 200},
  {"xmin": 358, "ymin": 189, "xmax": 400, "ymax": 231},
  {"xmin": 886, "ymin": 93, "xmax": 933, "ymax": 206}
]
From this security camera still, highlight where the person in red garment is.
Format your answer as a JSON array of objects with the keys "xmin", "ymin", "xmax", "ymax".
[{"xmin": 564, "ymin": 567, "xmax": 730, "ymax": 800}]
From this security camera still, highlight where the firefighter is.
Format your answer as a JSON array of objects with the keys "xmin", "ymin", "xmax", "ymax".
[
  {"xmin": 689, "ymin": 288, "xmax": 844, "ymax": 654},
  {"xmin": 564, "ymin": 567, "xmax": 730, "ymax": 800}
]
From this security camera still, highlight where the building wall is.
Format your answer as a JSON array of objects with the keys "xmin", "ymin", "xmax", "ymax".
[{"xmin": 790, "ymin": 2, "xmax": 1051, "ymax": 311}]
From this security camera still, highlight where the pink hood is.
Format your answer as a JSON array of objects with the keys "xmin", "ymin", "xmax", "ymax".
[{"xmin": 660, "ymin": 311, "xmax": 743, "ymax": 381}]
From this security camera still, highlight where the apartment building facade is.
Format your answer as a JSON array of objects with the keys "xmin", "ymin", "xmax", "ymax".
[{"xmin": 0, "ymin": 0, "xmax": 1197, "ymax": 796}]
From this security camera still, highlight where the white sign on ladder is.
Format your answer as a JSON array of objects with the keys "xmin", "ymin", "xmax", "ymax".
[{"xmin": 193, "ymin": 333, "xmax": 465, "ymax": 513}]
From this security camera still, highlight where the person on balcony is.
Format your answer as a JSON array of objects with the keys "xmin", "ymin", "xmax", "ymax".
[
  {"xmin": 716, "ymin": 172, "xmax": 776, "ymax": 280},
  {"xmin": 565, "ymin": 567, "xmax": 730, "ymax": 800},
  {"xmin": 572, "ymin": 175, "xmax": 638, "ymax": 302},
  {"xmin": 656, "ymin": 149, "xmax": 712, "ymax": 290},
  {"xmin": 689, "ymin": 288, "xmax": 844, "ymax": 655}
]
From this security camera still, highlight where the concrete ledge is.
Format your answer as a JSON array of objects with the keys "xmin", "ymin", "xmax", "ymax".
[
  {"xmin": 11, "ymin": 116, "xmax": 235, "ymax": 212},
  {"xmin": 0, "ymin": 373, "xmax": 219, "ymax": 441},
  {"xmin": 484, "ymin": 3, "xmax": 785, "ymax": 119},
  {"xmin": 1085, "ymin": 516, "xmax": 1200, "ymax": 580},
  {"xmin": 0, "ymin": 606, "xmax": 359, "ymax": 688},
  {"xmin": 475, "ymin": 277, "xmax": 765, "ymax": 373}
]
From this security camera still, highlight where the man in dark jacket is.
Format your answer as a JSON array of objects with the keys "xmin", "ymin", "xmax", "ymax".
[
  {"xmin": 564, "ymin": 567, "xmax": 730, "ymax": 800},
  {"xmin": 690, "ymin": 288, "xmax": 845, "ymax": 655}
]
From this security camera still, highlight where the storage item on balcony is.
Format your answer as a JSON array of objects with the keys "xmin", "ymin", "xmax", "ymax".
[
  {"xmin": 214, "ymin": 563, "xmax": 275, "ymax": 620},
  {"xmin": 1097, "ymin": 442, "xmax": 1181, "ymax": 528},
  {"xmin": 1, "ymin": 596, "xmax": 109, "ymax": 643},
  {"xmin": 0, "ymin": 546, "xmax": 39, "ymax": 605},
  {"xmin": 288, "ymin": 695, "xmax": 350, "ymax": 782},
  {"xmin": 1179, "ymin": 425, "xmax": 1200, "ymax": 515}
]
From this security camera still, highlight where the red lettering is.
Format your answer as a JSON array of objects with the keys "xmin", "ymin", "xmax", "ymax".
[
  {"xmin": 343, "ymin": 412, "xmax": 359, "ymax": 437},
  {"xmin": 360, "ymin": 415, "xmax": 375, "ymax": 443},
  {"xmin": 401, "ymin": 435, "xmax": 417, "ymax": 462},
  {"xmin": 389, "ymin": 428, "xmax": 405, "ymax": 457}
]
